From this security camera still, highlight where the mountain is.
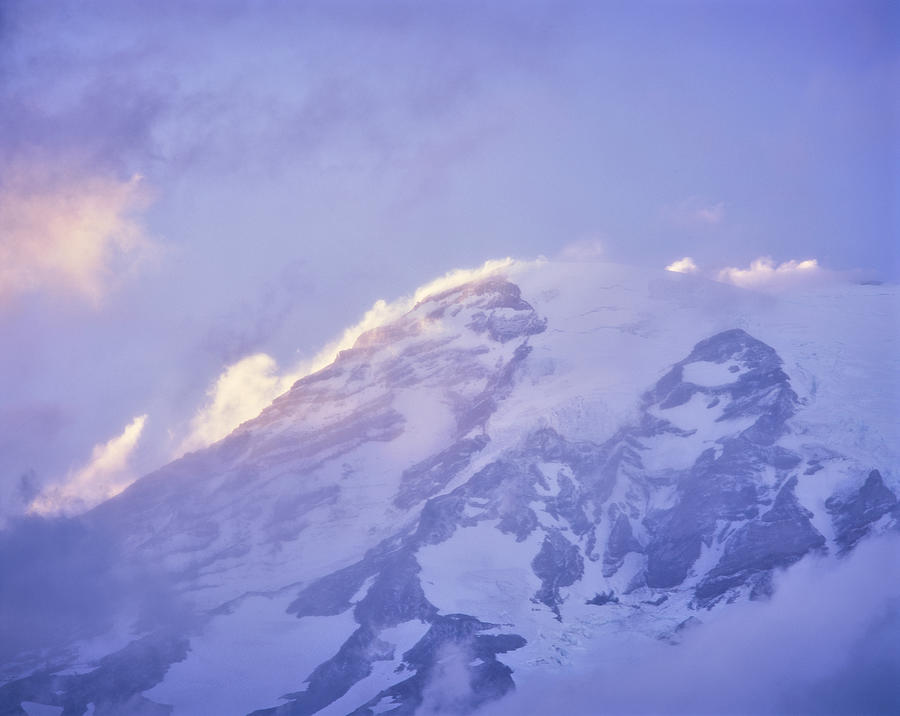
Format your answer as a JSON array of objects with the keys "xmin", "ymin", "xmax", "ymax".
[{"xmin": 2, "ymin": 261, "xmax": 898, "ymax": 716}]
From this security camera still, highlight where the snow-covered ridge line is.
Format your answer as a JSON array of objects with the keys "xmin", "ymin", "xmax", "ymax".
[{"xmin": 176, "ymin": 259, "xmax": 522, "ymax": 456}]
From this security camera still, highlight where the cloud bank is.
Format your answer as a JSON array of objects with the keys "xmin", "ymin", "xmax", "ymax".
[{"xmin": 29, "ymin": 414, "xmax": 147, "ymax": 516}]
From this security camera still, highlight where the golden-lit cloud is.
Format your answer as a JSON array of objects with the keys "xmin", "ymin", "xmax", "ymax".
[
  {"xmin": 176, "ymin": 354, "xmax": 298, "ymax": 454},
  {"xmin": 176, "ymin": 258, "xmax": 516, "ymax": 455},
  {"xmin": 717, "ymin": 257, "xmax": 825, "ymax": 290},
  {"xmin": 0, "ymin": 161, "xmax": 156, "ymax": 306},
  {"xmin": 665, "ymin": 256, "xmax": 699, "ymax": 274},
  {"xmin": 29, "ymin": 414, "xmax": 148, "ymax": 516}
]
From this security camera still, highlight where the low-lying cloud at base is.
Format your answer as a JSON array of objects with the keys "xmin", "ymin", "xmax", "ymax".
[
  {"xmin": 0, "ymin": 513, "xmax": 186, "ymax": 667},
  {"xmin": 479, "ymin": 534, "xmax": 900, "ymax": 716}
]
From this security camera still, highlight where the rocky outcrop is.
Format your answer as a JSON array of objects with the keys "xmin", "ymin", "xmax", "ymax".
[
  {"xmin": 827, "ymin": 470, "xmax": 898, "ymax": 552},
  {"xmin": 696, "ymin": 477, "xmax": 825, "ymax": 604},
  {"xmin": 531, "ymin": 529, "xmax": 585, "ymax": 618}
]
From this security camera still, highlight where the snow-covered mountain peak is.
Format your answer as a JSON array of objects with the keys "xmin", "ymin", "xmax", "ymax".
[{"xmin": 2, "ymin": 262, "xmax": 897, "ymax": 716}]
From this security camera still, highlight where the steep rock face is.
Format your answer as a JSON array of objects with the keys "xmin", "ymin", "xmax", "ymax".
[
  {"xmin": 599, "ymin": 328, "xmax": 816, "ymax": 602},
  {"xmin": 695, "ymin": 477, "xmax": 825, "ymax": 603},
  {"xmin": 1, "ymin": 270, "xmax": 896, "ymax": 716},
  {"xmin": 647, "ymin": 328, "xmax": 799, "ymax": 446},
  {"xmin": 602, "ymin": 508, "xmax": 641, "ymax": 577},
  {"xmin": 827, "ymin": 470, "xmax": 898, "ymax": 551},
  {"xmin": 531, "ymin": 529, "xmax": 585, "ymax": 617}
]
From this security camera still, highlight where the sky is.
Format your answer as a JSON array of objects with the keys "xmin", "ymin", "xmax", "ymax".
[{"xmin": 0, "ymin": 0, "xmax": 897, "ymax": 520}]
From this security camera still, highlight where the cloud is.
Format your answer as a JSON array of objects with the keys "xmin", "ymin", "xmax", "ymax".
[
  {"xmin": 0, "ymin": 160, "xmax": 156, "ymax": 306},
  {"xmin": 663, "ymin": 255, "xmax": 849, "ymax": 292},
  {"xmin": 29, "ymin": 414, "xmax": 147, "ymax": 516},
  {"xmin": 176, "ymin": 354, "xmax": 297, "ymax": 455},
  {"xmin": 482, "ymin": 534, "xmax": 900, "ymax": 716},
  {"xmin": 417, "ymin": 643, "xmax": 476, "ymax": 715},
  {"xmin": 176, "ymin": 258, "xmax": 517, "ymax": 455},
  {"xmin": 664, "ymin": 197, "xmax": 727, "ymax": 227},
  {"xmin": 665, "ymin": 256, "xmax": 699, "ymax": 274},
  {"xmin": 717, "ymin": 256, "xmax": 828, "ymax": 291},
  {"xmin": 0, "ymin": 512, "xmax": 189, "ymax": 664}
]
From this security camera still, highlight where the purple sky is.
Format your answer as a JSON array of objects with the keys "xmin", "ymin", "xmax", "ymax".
[{"xmin": 0, "ymin": 0, "xmax": 896, "ymax": 519}]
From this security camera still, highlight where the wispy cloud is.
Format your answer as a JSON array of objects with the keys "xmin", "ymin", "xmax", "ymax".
[
  {"xmin": 417, "ymin": 642, "xmax": 476, "ymax": 715},
  {"xmin": 663, "ymin": 197, "xmax": 727, "ymax": 228},
  {"xmin": 176, "ymin": 354, "xmax": 296, "ymax": 455},
  {"xmin": 0, "ymin": 160, "xmax": 157, "ymax": 306},
  {"xmin": 665, "ymin": 256, "xmax": 699, "ymax": 274},
  {"xmin": 29, "ymin": 414, "xmax": 148, "ymax": 516}
]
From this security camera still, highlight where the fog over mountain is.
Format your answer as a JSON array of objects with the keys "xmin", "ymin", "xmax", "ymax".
[{"xmin": 2, "ymin": 260, "xmax": 897, "ymax": 715}]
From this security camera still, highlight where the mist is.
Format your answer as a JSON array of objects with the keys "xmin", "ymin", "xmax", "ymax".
[
  {"xmin": 0, "ymin": 513, "xmax": 187, "ymax": 670},
  {"xmin": 479, "ymin": 535, "xmax": 900, "ymax": 716}
]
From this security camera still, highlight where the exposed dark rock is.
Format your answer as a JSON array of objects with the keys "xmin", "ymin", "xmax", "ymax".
[
  {"xmin": 0, "ymin": 630, "xmax": 189, "ymax": 716},
  {"xmin": 354, "ymin": 552, "xmax": 437, "ymax": 629},
  {"xmin": 531, "ymin": 530, "xmax": 584, "ymax": 618},
  {"xmin": 349, "ymin": 615, "xmax": 526, "ymax": 715},
  {"xmin": 254, "ymin": 626, "xmax": 384, "ymax": 716},
  {"xmin": 467, "ymin": 310, "xmax": 547, "ymax": 344},
  {"xmin": 547, "ymin": 473, "xmax": 592, "ymax": 537},
  {"xmin": 288, "ymin": 560, "xmax": 377, "ymax": 619},
  {"xmin": 497, "ymin": 505, "xmax": 539, "ymax": 542},
  {"xmin": 696, "ymin": 478, "xmax": 825, "ymax": 604},
  {"xmin": 647, "ymin": 328, "xmax": 799, "ymax": 446},
  {"xmin": 603, "ymin": 510, "xmax": 642, "ymax": 577},
  {"xmin": 394, "ymin": 436, "xmax": 490, "ymax": 510},
  {"xmin": 827, "ymin": 470, "xmax": 898, "ymax": 551},
  {"xmin": 643, "ymin": 594, "xmax": 668, "ymax": 606},
  {"xmin": 586, "ymin": 590, "xmax": 619, "ymax": 606},
  {"xmin": 804, "ymin": 459, "xmax": 824, "ymax": 476},
  {"xmin": 420, "ymin": 277, "xmax": 531, "ymax": 313},
  {"xmin": 414, "ymin": 495, "xmax": 467, "ymax": 546},
  {"xmin": 645, "ymin": 442, "xmax": 762, "ymax": 589}
]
